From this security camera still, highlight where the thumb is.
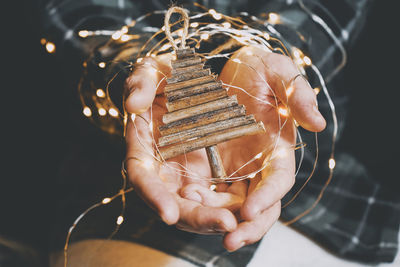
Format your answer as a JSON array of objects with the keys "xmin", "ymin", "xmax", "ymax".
[
  {"xmin": 125, "ymin": 56, "xmax": 171, "ymax": 114},
  {"xmin": 180, "ymin": 183, "xmax": 244, "ymax": 212},
  {"xmin": 287, "ymin": 75, "xmax": 326, "ymax": 132}
]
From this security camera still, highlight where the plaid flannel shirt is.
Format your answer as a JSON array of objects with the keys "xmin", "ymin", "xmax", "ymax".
[{"xmin": 41, "ymin": 0, "xmax": 400, "ymax": 265}]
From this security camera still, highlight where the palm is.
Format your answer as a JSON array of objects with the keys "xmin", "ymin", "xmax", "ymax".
[
  {"xmin": 219, "ymin": 49, "xmax": 296, "ymax": 179},
  {"xmin": 125, "ymin": 46, "xmax": 325, "ymax": 250}
]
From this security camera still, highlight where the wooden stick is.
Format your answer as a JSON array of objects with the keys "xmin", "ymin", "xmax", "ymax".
[
  {"xmin": 176, "ymin": 48, "xmax": 195, "ymax": 59},
  {"xmin": 172, "ymin": 63, "xmax": 204, "ymax": 75},
  {"xmin": 165, "ymin": 75, "xmax": 216, "ymax": 92},
  {"xmin": 166, "ymin": 80, "xmax": 223, "ymax": 102},
  {"xmin": 159, "ymin": 105, "xmax": 246, "ymax": 136},
  {"xmin": 171, "ymin": 57, "xmax": 202, "ymax": 69},
  {"xmin": 206, "ymin": 145, "xmax": 226, "ymax": 178},
  {"xmin": 166, "ymin": 89, "xmax": 227, "ymax": 112},
  {"xmin": 162, "ymin": 95, "xmax": 238, "ymax": 124},
  {"xmin": 167, "ymin": 69, "xmax": 211, "ymax": 84},
  {"xmin": 158, "ymin": 122, "xmax": 266, "ymax": 160},
  {"xmin": 158, "ymin": 115, "xmax": 256, "ymax": 147}
]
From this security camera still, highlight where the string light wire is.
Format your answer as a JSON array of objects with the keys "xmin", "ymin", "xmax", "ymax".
[{"xmin": 50, "ymin": 6, "xmax": 343, "ymax": 265}]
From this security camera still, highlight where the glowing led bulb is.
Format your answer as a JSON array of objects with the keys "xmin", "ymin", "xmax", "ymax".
[
  {"xmin": 112, "ymin": 30, "xmax": 122, "ymax": 40},
  {"xmin": 208, "ymin": 9, "xmax": 222, "ymax": 20},
  {"xmin": 209, "ymin": 184, "xmax": 217, "ymax": 191},
  {"xmin": 102, "ymin": 198, "xmax": 111, "ymax": 204},
  {"xmin": 222, "ymin": 22, "xmax": 231, "ymax": 29},
  {"xmin": 130, "ymin": 113, "xmax": 136, "ymax": 122},
  {"xmin": 98, "ymin": 108, "xmax": 107, "ymax": 116},
  {"xmin": 96, "ymin": 89, "xmax": 105, "ymax": 98},
  {"xmin": 278, "ymin": 107, "xmax": 289, "ymax": 116},
  {"xmin": 190, "ymin": 22, "xmax": 199, "ymax": 28},
  {"xmin": 248, "ymin": 173, "xmax": 256, "ymax": 178},
  {"xmin": 314, "ymin": 87, "xmax": 321, "ymax": 95},
  {"xmin": 213, "ymin": 13, "xmax": 222, "ymax": 20},
  {"xmin": 292, "ymin": 48, "xmax": 301, "ymax": 58},
  {"xmin": 78, "ymin": 30, "xmax": 89, "ymax": 38},
  {"xmin": 329, "ymin": 158, "xmax": 336, "ymax": 169},
  {"xmin": 232, "ymin": 58, "xmax": 241, "ymax": 63},
  {"xmin": 149, "ymin": 121, "xmax": 154, "ymax": 133},
  {"xmin": 98, "ymin": 62, "xmax": 106, "ymax": 68},
  {"xmin": 254, "ymin": 152, "xmax": 263, "ymax": 159},
  {"xmin": 120, "ymin": 34, "xmax": 130, "ymax": 42},
  {"xmin": 200, "ymin": 33, "xmax": 210, "ymax": 40},
  {"xmin": 136, "ymin": 57, "xmax": 143, "ymax": 63},
  {"xmin": 109, "ymin": 108, "xmax": 119, "ymax": 117},
  {"xmin": 268, "ymin": 13, "xmax": 280, "ymax": 24},
  {"xmin": 45, "ymin": 42, "xmax": 56, "ymax": 53},
  {"xmin": 121, "ymin": 26, "xmax": 128, "ymax": 34},
  {"xmin": 116, "ymin": 216, "xmax": 124, "ymax": 225},
  {"xmin": 286, "ymin": 86, "xmax": 294, "ymax": 96},
  {"xmin": 83, "ymin": 107, "xmax": 92, "ymax": 117},
  {"xmin": 263, "ymin": 32, "xmax": 270, "ymax": 40},
  {"xmin": 295, "ymin": 58, "xmax": 304, "ymax": 66},
  {"xmin": 303, "ymin": 56, "xmax": 312, "ymax": 66}
]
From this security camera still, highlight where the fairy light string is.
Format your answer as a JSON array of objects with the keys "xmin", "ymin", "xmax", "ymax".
[{"xmin": 40, "ymin": 4, "xmax": 342, "ymax": 266}]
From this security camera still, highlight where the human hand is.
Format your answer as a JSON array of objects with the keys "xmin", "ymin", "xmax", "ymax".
[
  {"xmin": 124, "ymin": 46, "xmax": 325, "ymax": 248},
  {"xmin": 177, "ymin": 46, "xmax": 326, "ymax": 251},
  {"xmin": 124, "ymin": 54, "xmax": 240, "ymax": 234}
]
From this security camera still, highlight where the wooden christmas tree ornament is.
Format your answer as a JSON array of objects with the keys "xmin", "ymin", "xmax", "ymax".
[{"xmin": 157, "ymin": 7, "xmax": 266, "ymax": 180}]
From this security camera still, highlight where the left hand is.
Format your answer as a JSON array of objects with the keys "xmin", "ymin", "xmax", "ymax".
[{"xmin": 178, "ymin": 46, "xmax": 326, "ymax": 251}]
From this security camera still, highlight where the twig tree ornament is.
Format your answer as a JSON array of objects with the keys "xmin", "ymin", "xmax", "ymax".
[
  {"xmin": 62, "ymin": 6, "xmax": 341, "ymax": 264},
  {"xmin": 158, "ymin": 7, "xmax": 266, "ymax": 180}
]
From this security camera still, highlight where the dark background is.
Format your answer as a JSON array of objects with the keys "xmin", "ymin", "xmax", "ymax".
[{"xmin": 2, "ymin": 0, "xmax": 399, "ymax": 266}]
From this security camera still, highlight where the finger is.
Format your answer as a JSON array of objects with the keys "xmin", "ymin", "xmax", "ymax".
[
  {"xmin": 125, "ymin": 56, "xmax": 171, "ymax": 114},
  {"xmin": 215, "ymin": 183, "xmax": 229, "ymax": 192},
  {"xmin": 178, "ymin": 149, "xmax": 211, "ymax": 188},
  {"xmin": 180, "ymin": 183, "xmax": 244, "ymax": 212},
  {"xmin": 125, "ymin": 116, "xmax": 179, "ymax": 225},
  {"xmin": 241, "ymin": 147, "xmax": 295, "ymax": 221},
  {"xmin": 229, "ymin": 46, "xmax": 326, "ymax": 132},
  {"xmin": 288, "ymin": 74, "xmax": 326, "ymax": 132},
  {"xmin": 262, "ymin": 52, "xmax": 326, "ymax": 132},
  {"xmin": 224, "ymin": 201, "xmax": 281, "ymax": 252},
  {"xmin": 226, "ymin": 180, "xmax": 248, "ymax": 198},
  {"xmin": 177, "ymin": 198, "xmax": 237, "ymax": 234}
]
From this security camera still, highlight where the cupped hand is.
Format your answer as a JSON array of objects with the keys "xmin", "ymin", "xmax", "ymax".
[
  {"xmin": 124, "ymin": 46, "xmax": 325, "ymax": 249},
  {"xmin": 124, "ymin": 54, "xmax": 239, "ymax": 235},
  {"xmin": 180, "ymin": 46, "xmax": 325, "ymax": 251}
]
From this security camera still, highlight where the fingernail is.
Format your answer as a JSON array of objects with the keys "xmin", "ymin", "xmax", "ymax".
[
  {"xmin": 237, "ymin": 241, "xmax": 246, "ymax": 250},
  {"xmin": 211, "ymin": 228, "xmax": 227, "ymax": 233},
  {"xmin": 227, "ymin": 241, "xmax": 246, "ymax": 252},
  {"xmin": 185, "ymin": 192, "xmax": 202, "ymax": 203},
  {"xmin": 213, "ymin": 221, "xmax": 227, "ymax": 232}
]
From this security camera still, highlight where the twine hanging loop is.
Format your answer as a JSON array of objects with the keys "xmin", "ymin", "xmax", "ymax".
[{"xmin": 164, "ymin": 6, "xmax": 189, "ymax": 50}]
